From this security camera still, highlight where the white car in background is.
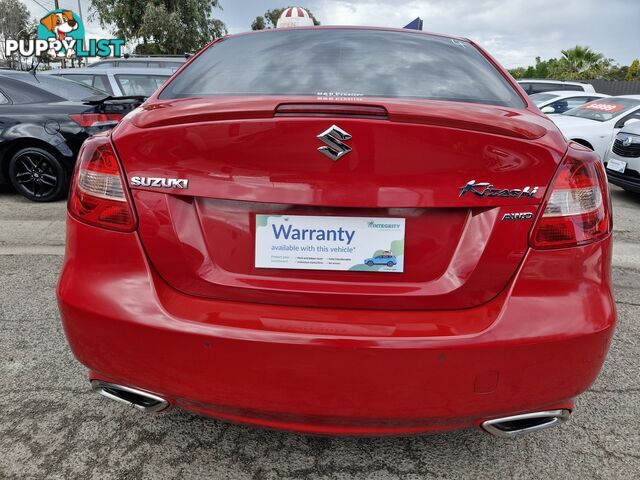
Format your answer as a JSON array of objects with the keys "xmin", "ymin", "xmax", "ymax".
[
  {"xmin": 603, "ymin": 122, "xmax": 640, "ymax": 193},
  {"xmin": 518, "ymin": 79, "xmax": 596, "ymax": 95},
  {"xmin": 550, "ymin": 96, "xmax": 640, "ymax": 159},
  {"xmin": 42, "ymin": 67, "xmax": 174, "ymax": 97},
  {"xmin": 530, "ymin": 91, "xmax": 608, "ymax": 115}
]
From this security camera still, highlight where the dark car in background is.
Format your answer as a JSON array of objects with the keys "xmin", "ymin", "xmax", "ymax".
[{"xmin": 0, "ymin": 73, "xmax": 140, "ymax": 201}]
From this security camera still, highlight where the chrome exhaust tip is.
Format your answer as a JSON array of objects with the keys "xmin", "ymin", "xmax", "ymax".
[
  {"xmin": 481, "ymin": 409, "xmax": 571, "ymax": 438},
  {"xmin": 90, "ymin": 380, "xmax": 170, "ymax": 413}
]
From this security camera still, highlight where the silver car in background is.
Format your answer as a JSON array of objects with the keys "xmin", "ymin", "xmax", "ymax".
[
  {"xmin": 42, "ymin": 67, "xmax": 174, "ymax": 97},
  {"xmin": 88, "ymin": 56, "xmax": 187, "ymax": 69},
  {"xmin": 604, "ymin": 121, "xmax": 640, "ymax": 193}
]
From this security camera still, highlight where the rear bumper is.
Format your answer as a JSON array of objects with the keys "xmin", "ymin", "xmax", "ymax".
[
  {"xmin": 57, "ymin": 217, "xmax": 616, "ymax": 435},
  {"xmin": 606, "ymin": 169, "xmax": 640, "ymax": 193}
]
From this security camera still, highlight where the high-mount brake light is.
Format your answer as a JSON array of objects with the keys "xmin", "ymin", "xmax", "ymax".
[
  {"xmin": 68, "ymin": 135, "xmax": 137, "ymax": 232},
  {"xmin": 275, "ymin": 104, "xmax": 388, "ymax": 118},
  {"xmin": 530, "ymin": 145, "xmax": 611, "ymax": 249}
]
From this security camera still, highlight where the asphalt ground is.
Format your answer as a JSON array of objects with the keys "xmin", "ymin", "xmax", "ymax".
[{"xmin": 0, "ymin": 184, "xmax": 638, "ymax": 479}]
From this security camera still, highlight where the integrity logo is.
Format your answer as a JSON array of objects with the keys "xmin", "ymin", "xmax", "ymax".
[{"xmin": 367, "ymin": 221, "xmax": 402, "ymax": 230}]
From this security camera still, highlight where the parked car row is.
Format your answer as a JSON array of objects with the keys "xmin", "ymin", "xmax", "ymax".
[
  {"xmin": 2, "ymin": 63, "xmax": 639, "ymax": 202},
  {"xmin": 543, "ymin": 96, "xmax": 640, "ymax": 193},
  {"xmin": 0, "ymin": 71, "xmax": 146, "ymax": 201},
  {"xmin": 550, "ymin": 96, "xmax": 640, "ymax": 158},
  {"xmin": 519, "ymin": 80, "xmax": 640, "ymax": 195},
  {"xmin": 43, "ymin": 67, "xmax": 174, "ymax": 96}
]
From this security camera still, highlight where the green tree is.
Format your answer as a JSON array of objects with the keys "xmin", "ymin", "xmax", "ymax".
[
  {"xmin": 251, "ymin": 6, "xmax": 320, "ymax": 30},
  {"xmin": 509, "ymin": 49, "xmax": 638, "ymax": 82},
  {"xmin": 251, "ymin": 16, "xmax": 266, "ymax": 31},
  {"xmin": 532, "ymin": 56, "xmax": 549, "ymax": 78},
  {"xmin": 0, "ymin": 0, "xmax": 31, "ymax": 69},
  {"xmin": 550, "ymin": 45, "xmax": 606, "ymax": 80},
  {"xmin": 625, "ymin": 59, "xmax": 640, "ymax": 81},
  {"xmin": 91, "ymin": 0, "xmax": 227, "ymax": 54},
  {"xmin": 509, "ymin": 67, "xmax": 526, "ymax": 79},
  {"xmin": 509, "ymin": 57, "xmax": 560, "ymax": 79}
]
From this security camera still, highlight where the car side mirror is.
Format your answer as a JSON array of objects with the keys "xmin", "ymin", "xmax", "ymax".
[
  {"xmin": 624, "ymin": 118, "xmax": 640, "ymax": 127},
  {"xmin": 540, "ymin": 106, "xmax": 555, "ymax": 114}
]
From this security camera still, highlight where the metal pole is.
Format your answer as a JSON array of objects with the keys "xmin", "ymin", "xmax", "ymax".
[
  {"xmin": 76, "ymin": 0, "xmax": 84, "ymax": 66},
  {"xmin": 54, "ymin": 0, "xmax": 67, "ymax": 68}
]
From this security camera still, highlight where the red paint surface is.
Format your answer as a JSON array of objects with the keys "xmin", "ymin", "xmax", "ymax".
[{"xmin": 57, "ymin": 28, "xmax": 616, "ymax": 435}]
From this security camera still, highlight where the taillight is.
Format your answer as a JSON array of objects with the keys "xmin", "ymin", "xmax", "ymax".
[
  {"xmin": 69, "ymin": 113, "xmax": 124, "ymax": 128},
  {"xmin": 530, "ymin": 144, "xmax": 611, "ymax": 249},
  {"xmin": 68, "ymin": 135, "xmax": 137, "ymax": 232}
]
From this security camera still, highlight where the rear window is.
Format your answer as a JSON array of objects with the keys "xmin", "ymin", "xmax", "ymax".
[
  {"xmin": 58, "ymin": 73, "xmax": 94, "ymax": 87},
  {"xmin": 0, "ymin": 77, "xmax": 62, "ymax": 104},
  {"xmin": 160, "ymin": 29, "xmax": 525, "ymax": 108},
  {"xmin": 115, "ymin": 74, "xmax": 169, "ymax": 96},
  {"xmin": 58, "ymin": 74, "xmax": 113, "ymax": 94},
  {"xmin": 89, "ymin": 61, "xmax": 116, "ymax": 68},
  {"xmin": 35, "ymin": 75, "xmax": 105, "ymax": 100},
  {"xmin": 530, "ymin": 93, "xmax": 560, "ymax": 105},
  {"xmin": 529, "ymin": 83, "xmax": 565, "ymax": 94},
  {"xmin": 563, "ymin": 98, "xmax": 640, "ymax": 122},
  {"xmin": 122, "ymin": 61, "xmax": 149, "ymax": 67}
]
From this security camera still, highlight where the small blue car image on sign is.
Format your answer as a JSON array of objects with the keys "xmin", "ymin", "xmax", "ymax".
[{"xmin": 364, "ymin": 252, "xmax": 397, "ymax": 267}]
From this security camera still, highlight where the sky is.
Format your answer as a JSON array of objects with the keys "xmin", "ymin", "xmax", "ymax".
[{"xmin": 23, "ymin": 0, "xmax": 640, "ymax": 69}]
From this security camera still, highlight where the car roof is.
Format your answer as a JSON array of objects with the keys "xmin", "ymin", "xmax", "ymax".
[
  {"xmin": 609, "ymin": 95, "xmax": 640, "ymax": 100},
  {"xmin": 41, "ymin": 67, "xmax": 175, "ymax": 75},
  {"xmin": 0, "ymin": 70, "xmax": 38, "ymax": 79},
  {"xmin": 518, "ymin": 79, "xmax": 591, "ymax": 85},
  {"xmin": 0, "ymin": 70, "xmax": 100, "ymax": 87},
  {"xmin": 534, "ymin": 90, "xmax": 605, "ymax": 96},
  {"xmin": 92, "ymin": 57, "xmax": 186, "ymax": 63}
]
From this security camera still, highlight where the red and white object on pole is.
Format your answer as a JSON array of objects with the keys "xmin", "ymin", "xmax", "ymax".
[{"xmin": 276, "ymin": 7, "xmax": 314, "ymax": 28}]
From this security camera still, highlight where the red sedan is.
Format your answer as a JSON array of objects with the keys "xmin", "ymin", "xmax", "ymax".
[{"xmin": 57, "ymin": 27, "xmax": 615, "ymax": 437}]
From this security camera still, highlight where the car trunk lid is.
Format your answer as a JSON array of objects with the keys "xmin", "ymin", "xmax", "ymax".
[{"xmin": 112, "ymin": 96, "xmax": 566, "ymax": 310}]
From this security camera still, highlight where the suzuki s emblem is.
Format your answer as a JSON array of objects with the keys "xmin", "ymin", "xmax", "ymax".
[
  {"xmin": 317, "ymin": 125, "xmax": 352, "ymax": 161},
  {"xmin": 623, "ymin": 136, "xmax": 634, "ymax": 147}
]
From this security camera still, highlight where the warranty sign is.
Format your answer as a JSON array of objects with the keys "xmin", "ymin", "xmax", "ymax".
[{"xmin": 255, "ymin": 215, "xmax": 406, "ymax": 273}]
